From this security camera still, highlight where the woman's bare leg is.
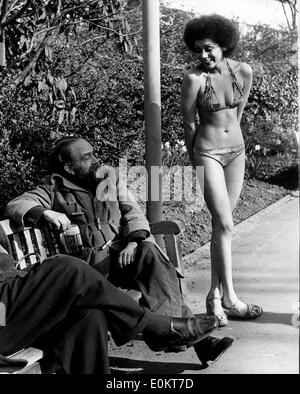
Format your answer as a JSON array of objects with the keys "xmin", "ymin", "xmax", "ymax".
[
  {"xmin": 195, "ymin": 153, "xmax": 245, "ymax": 312},
  {"xmin": 221, "ymin": 152, "xmax": 248, "ymax": 311}
]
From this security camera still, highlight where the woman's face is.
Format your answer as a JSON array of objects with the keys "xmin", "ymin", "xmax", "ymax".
[{"xmin": 194, "ymin": 38, "xmax": 224, "ymax": 71}]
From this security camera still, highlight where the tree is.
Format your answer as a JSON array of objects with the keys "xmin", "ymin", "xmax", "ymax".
[
  {"xmin": 275, "ymin": 0, "xmax": 298, "ymax": 31},
  {"xmin": 0, "ymin": 0, "xmax": 140, "ymax": 124}
]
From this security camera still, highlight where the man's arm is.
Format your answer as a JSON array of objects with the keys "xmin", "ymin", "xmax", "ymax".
[
  {"xmin": 4, "ymin": 183, "xmax": 70, "ymax": 231},
  {"xmin": 116, "ymin": 171, "xmax": 151, "ymax": 238},
  {"xmin": 4, "ymin": 183, "xmax": 53, "ymax": 226}
]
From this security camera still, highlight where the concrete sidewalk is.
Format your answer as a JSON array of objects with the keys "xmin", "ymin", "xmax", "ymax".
[{"xmin": 109, "ymin": 194, "xmax": 299, "ymax": 374}]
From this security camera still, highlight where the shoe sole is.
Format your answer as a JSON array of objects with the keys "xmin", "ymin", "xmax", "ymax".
[
  {"xmin": 167, "ymin": 327, "xmax": 216, "ymax": 351},
  {"xmin": 200, "ymin": 337, "xmax": 234, "ymax": 367},
  {"xmin": 147, "ymin": 328, "xmax": 216, "ymax": 353}
]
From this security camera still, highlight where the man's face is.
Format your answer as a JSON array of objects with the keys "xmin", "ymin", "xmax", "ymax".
[{"xmin": 68, "ymin": 139, "xmax": 100, "ymax": 184}]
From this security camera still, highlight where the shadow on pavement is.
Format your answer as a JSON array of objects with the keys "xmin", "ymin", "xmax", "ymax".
[
  {"xmin": 228, "ymin": 311, "xmax": 294, "ymax": 326},
  {"xmin": 109, "ymin": 357, "xmax": 206, "ymax": 374},
  {"xmin": 255, "ymin": 311, "xmax": 295, "ymax": 326}
]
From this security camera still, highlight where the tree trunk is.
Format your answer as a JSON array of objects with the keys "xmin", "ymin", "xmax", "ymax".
[
  {"xmin": 0, "ymin": 31, "xmax": 5, "ymax": 67},
  {"xmin": 0, "ymin": 0, "xmax": 8, "ymax": 67}
]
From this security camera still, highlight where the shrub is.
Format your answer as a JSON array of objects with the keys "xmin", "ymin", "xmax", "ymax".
[{"xmin": 0, "ymin": 8, "xmax": 297, "ymax": 216}]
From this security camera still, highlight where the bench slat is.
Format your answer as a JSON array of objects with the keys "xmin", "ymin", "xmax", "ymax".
[
  {"xmin": 11, "ymin": 234, "xmax": 27, "ymax": 269},
  {"xmin": 23, "ymin": 229, "xmax": 37, "ymax": 264},
  {"xmin": 9, "ymin": 347, "xmax": 43, "ymax": 374},
  {"xmin": 43, "ymin": 226, "xmax": 58, "ymax": 256},
  {"xmin": 34, "ymin": 229, "xmax": 48, "ymax": 261},
  {"xmin": 0, "ymin": 219, "xmax": 31, "ymax": 236}
]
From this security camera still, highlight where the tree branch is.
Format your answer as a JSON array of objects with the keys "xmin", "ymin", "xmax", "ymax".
[
  {"xmin": 0, "ymin": 0, "xmax": 7, "ymax": 67},
  {"xmin": 259, "ymin": 43, "xmax": 279, "ymax": 56},
  {"xmin": 288, "ymin": 0, "xmax": 297, "ymax": 28},
  {"xmin": 56, "ymin": 0, "xmax": 62, "ymax": 18},
  {"xmin": 79, "ymin": 21, "xmax": 142, "ymax": 46},
  {"xmin": 0, "ymin": 0, "xmax": 8, "ymax": 23},
  {"xmin": 0, "ymin": 0, "xmax": 31, "ymax": 28},
  {"xmin": 4, "ymin": 0, "xmax": 19, "ymax": 17},
  {"xmin": 13, "ymin": 30, "xmax": 52, "ymax": 86},
  {"xmin": 281, "ymin": 1, "xmax": 292, "ymax": 30}
]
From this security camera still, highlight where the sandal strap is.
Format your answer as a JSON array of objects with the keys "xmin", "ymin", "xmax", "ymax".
[{"xmin": 223, "ymin": 300, "xmax": 263, "ymax": 319}]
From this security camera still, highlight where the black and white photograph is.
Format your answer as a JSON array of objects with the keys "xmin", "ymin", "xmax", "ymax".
[{"xmin": 0, "ymin": 0, "xmax": 298, "ymax": 379}]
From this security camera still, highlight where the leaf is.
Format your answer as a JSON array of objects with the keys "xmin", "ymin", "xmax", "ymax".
[
  {"xmin": 38, "ymin": 7, "xmax": 47, "ymax": 23},
  {"xmin": 124, "ymin": 41, "xmax": 129, "ymax": 52},
  {"xmin": 59, "ymin": 89, "xmax": 66, "ymax": 101},
  {"xmin": 70, "ymin": 107, "xmax": 77, "ymax": 124},
  {"xmin": 19, "ymin": 35, "xmax": 26, "ymax": 49},
  {"xmin": 56, "ymin": 78, "xmax": 67, "ymax": 100},
  {"xmin": 70, "ymin": 87, "xmax": 77, "ymax": 101},
  {"xmin": 54, "ymin": 100, "xmax": 65, "ymax": 109},
  {"xmin": 119, "ymin": 29, "xmax": 123, "ymax": 43},
  {"xmin": 47, "ymin": 72, "xmax": 54, "ymax": 85},
  {"xmin": 58, "ymin": 110, "xmax": 65, "ymax": 124},
  {"xmin": 24, "ymin": 75, "xmax": 31, "ymax": 87},
  {"xmin": 38, "ymin": 81, "xmax": 45, "ymax": 92},
  {"xmin": 57, "ymin": 78, "xmax": 68, "ymax": 91},
  {"xmin": 44, "ymin": 46, "xmax": 53, "ymax": 61},
  {"xmin": 64, "ymin": 111, "xmax": 69, "ymax": 124}
]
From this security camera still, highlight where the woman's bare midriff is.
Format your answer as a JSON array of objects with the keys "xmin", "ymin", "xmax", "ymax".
[{"xmin": 193, "ymin": 108, "xmax": 244, "ymax": 150}]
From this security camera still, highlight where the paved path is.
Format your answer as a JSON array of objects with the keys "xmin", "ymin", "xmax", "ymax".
[{"xmin": 109, "ymin": 194, "xmax": 299, "ymax": 374}]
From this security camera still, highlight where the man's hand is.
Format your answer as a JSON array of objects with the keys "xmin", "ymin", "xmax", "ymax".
[
  {"xmin": 118, "ymin": 242, "xmax": 137, "ymax": 268},
  {"xmin": 43, "ymin": 210, "xmax": 71, "ymax": 231}
]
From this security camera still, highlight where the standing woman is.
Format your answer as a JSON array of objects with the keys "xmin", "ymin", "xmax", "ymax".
[{"xmin": 181, "ymin": 14, "xmax": 262, "ymax": 326}]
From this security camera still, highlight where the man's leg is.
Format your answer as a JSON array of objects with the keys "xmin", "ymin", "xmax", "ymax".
[
  {"xmin": 35, "ymin": 309, "xmax": 110, "ymax": 374},
  {"xmin": 109, "ymin": 242, "xmax": 192, "ymax": 317},
  {"xmin": 0, "ymin": 255, "xmax": 151, "ymax": 357},
  {"xmin": 1, "ymin": 254, "xmax": 224, "ymax": 374}
]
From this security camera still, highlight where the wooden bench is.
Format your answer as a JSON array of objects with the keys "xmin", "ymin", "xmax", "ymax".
[{"xmin": 0, "ymin": 218, "xmax": 186, "ymax": 374}]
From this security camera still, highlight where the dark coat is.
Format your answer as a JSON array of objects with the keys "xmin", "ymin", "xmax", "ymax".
[{"xmin": 5, "ymin": 172, "xmax": 155, "ymax": 267}]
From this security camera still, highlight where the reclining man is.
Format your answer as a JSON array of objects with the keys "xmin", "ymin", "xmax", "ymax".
[
  {"xmin": 4, "ymin": 136, "xmax": 233, "ymax": 363},
  {"xmin": 0, "ymin": 240, "xmax": 218, "ymax": 374}
]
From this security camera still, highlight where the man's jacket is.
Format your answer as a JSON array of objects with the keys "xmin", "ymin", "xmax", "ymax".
[{"xmin": 4, "ymin": 172, "xmax": 155, "ymax": 268}]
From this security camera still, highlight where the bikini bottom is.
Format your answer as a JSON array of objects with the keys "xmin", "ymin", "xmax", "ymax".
[{"xmin": 193, "ymin": 143, "xmax": 245, "ymax": 167}]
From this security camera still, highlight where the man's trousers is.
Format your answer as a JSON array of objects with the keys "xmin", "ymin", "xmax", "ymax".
[
  {"xmin": 0, "ymin": 255, "xmax": 170, "ymax": 374},
  {"xmin": 103, "ymin": 242, "xmax": 193, "ymax": 318}
]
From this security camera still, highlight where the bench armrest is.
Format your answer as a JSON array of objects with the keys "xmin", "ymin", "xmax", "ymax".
[{"xmin": 150, "ymin": 220, "xmax": 185, "ymax": 236}]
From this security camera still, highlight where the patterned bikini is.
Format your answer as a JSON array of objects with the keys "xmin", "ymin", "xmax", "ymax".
[{"xmin": 194, "ymin": 59, "xmax": 245, "ymax": 167}]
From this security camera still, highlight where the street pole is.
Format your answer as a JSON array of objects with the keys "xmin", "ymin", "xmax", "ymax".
[{"xmin": 142, "ymin": 0, "xmax": 162, "ymax": 224}]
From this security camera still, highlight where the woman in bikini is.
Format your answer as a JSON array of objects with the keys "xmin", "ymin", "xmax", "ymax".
[{"xmin": 181, "ymin": 14, "xmax": 263, "ymax": 326}]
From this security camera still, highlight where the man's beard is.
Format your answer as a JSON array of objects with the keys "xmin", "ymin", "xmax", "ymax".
[{"xmin": 69, "ymin": 162, "xmax": 101, "ymax": 192}]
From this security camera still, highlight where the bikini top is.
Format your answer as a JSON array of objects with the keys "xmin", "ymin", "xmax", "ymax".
[{"xmin": 198, "ymin": 59, "xmax": 244, "ymax": 113}]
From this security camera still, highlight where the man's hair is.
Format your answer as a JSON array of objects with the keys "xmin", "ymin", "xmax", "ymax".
[
  {"xmin": 183, "ymin": 14, "xmax": 239, "ymax": 56},
  {"xmin": 49, "ymin": 136, "xmax": 81, "ymax": 173}
]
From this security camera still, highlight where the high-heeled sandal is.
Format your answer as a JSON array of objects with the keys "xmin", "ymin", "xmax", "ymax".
[
  {"xmin": 222, "ymin": 300, "xmax": 263, "ymax": 320},
  {"xmin": 206, "ymin": 297, "xmax": 229, "ymax": 327}
]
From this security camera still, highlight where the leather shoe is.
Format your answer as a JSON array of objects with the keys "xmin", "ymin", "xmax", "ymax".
[
  {"xmin": 193, "ymin": 336, "xmax": 234, "ymax": 367},
  {"xmin": 144, "ymin": 315, "xmax": 218, "ymax": 352}
]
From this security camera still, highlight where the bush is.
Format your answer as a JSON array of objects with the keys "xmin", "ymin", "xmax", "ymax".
[{"xmin": 0, "ymin": 8, "xmax": 297, "ymax": 216}]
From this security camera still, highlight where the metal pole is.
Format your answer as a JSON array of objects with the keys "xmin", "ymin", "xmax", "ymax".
[{"xmin": 143, "ymin": 0, "xmax": 162, "ymax": 224}]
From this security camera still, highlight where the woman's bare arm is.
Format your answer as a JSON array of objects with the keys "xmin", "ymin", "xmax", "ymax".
[
  {"xmin": 237, "ymin": 62, "xmax": 253, "ymax": 123},
  {"xmin": 180, "ymin": 70, "xmax": 201, "ymax": 162}
]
